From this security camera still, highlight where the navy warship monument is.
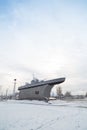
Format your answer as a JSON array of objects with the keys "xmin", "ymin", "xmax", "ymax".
[{"xmin": 18, "ymin": 77, "xmax": 65, "ymax": 100}]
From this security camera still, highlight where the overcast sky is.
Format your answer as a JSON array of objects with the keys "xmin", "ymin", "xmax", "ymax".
[{"xmin": 0, "ymin": 0, "xmax": 87, "ymax": 94}]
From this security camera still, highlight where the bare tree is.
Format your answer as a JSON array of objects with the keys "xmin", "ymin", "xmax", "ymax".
[
  {"xmin": 56, "ymin": 86, "xmax": 63, "ymax": 98},
  {"xmin": 65, "ymin": 91, "xmax": 72, "ymax": 97},
  {"xmin": 5, "ymin": 88, "xmax": 9, "ymax": 100},
  {"xmin": 0, "ymin": 85, "xmax": 3, "ymax": 100},
  {"xmin": 0, "ymin": 85, "xmax": 2, "ymax": 96}
]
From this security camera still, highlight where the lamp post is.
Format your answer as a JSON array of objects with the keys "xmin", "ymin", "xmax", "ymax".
[{"xmin": 13, "ymin": 79, "xmax": 17, "ymax": 99}]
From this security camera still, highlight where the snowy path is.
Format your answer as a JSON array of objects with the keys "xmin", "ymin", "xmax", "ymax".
[{"xmin": 0, "ymin": 100, "xmax": 87, "ymax": 130}]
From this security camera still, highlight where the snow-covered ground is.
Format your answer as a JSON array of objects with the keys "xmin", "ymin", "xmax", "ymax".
[{"xmin": 0, "ymin": 99, "xmax": 87, "ymax": 130}]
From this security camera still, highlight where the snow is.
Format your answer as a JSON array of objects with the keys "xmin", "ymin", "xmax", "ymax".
[{"xmin": 0, "ymin": 99, "xmax": 87, "ymax": 130}]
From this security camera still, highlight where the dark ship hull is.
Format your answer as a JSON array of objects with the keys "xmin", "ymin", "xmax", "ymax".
[{"xmin": 18, "ymin": 77, "xmax": 65, "ymax": 100}]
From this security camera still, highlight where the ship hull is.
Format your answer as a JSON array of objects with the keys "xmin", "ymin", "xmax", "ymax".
[{"xmin": 18, "ymin": 77, "xmax": 65, "ymax": 100}]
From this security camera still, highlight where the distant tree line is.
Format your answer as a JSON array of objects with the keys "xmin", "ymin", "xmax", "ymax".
[{"xmin": 55, "ymin": 86, "xmax": 87, "ymax": 100}]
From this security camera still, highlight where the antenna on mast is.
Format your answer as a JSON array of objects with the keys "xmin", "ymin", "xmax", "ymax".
[{"xmin": 33, "ymin": 73, "xmax": 35, "ymax": 80}]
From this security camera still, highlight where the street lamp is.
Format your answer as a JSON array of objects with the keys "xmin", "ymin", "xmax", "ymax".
[{"xmin": 13, "ymin": 79, "xmax": 17, "ymax": 99}]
